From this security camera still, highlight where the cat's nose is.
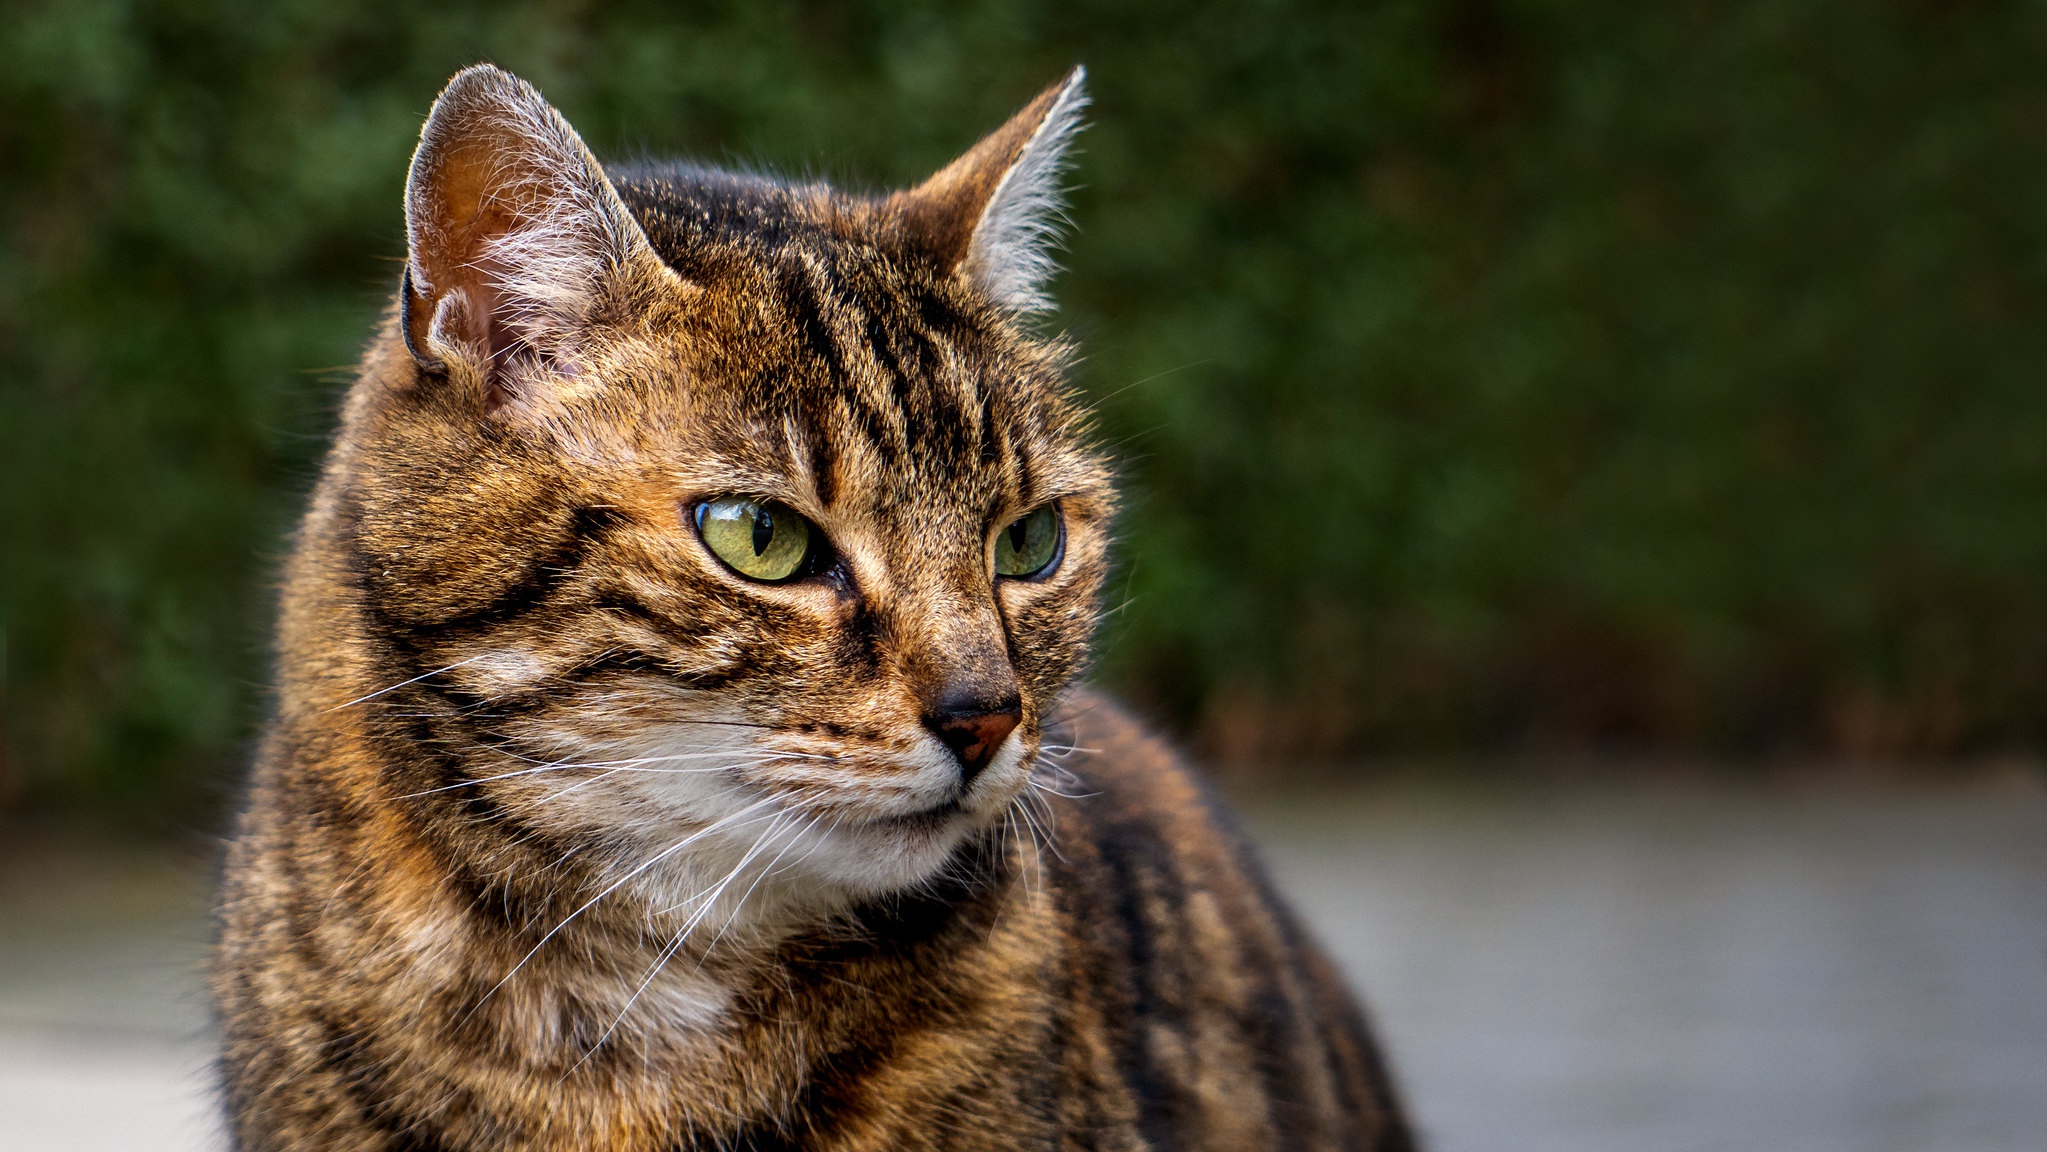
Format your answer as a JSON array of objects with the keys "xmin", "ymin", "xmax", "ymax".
[{"xmin": 924, "ymin": 696, "xmax": 1022, "ymax": 786}]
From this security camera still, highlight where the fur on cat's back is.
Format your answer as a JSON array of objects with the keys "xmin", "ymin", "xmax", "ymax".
[{"xmin": 213, "ymin": 63, "xmax": 1414, "ymax": 1152}]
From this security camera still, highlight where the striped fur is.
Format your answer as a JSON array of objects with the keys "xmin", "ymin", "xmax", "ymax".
[{"xmin": 214, "ymin": 65, "xmax": 1413, "ymax": 1151}]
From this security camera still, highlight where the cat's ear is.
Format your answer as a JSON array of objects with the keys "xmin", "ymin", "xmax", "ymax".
[
  {"xmin": 401, "ymin": 64, "xmax": 664, "ymax": 407},
  {"xmin": 891, "ymin": 67, "xmax": 1089, "ymax": 314}
]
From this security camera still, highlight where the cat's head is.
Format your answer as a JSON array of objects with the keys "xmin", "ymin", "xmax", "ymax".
[{"xmin": 334, "ymin": 65, "xmax": 1110, "ymax": 910}]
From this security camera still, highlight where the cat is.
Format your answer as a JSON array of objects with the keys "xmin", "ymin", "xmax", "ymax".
[{"xmin": 212, "ymin": 63, "xmax": 1415, "ymax": 1152}]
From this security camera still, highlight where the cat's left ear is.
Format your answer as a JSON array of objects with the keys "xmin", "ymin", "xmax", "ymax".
[{"xmin": 890, "ymin": 67, "xmax": 1089, "ymax": 314}]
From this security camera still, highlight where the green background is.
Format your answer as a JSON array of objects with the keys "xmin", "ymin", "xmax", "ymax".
[{"xmin": 7, "ymin": 0, "xmax": 2046, "ymax": 816}]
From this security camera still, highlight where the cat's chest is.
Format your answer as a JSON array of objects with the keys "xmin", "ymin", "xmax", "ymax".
[{"xmin": 473, "ymin": 884, "xmax": 1065, "ymax": 1149}]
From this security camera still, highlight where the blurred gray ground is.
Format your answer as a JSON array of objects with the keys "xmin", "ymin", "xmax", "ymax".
[
  {"xmin": 1240, "ymin": 773, "xmax": 2047, "ymax": 1152},
  {"xmin": 4, "ymin": 772, "xmax": 2045, "ymax": 1151},
  {"xmin": 0, "ymin": 830, "xmax": 220, "ymax": 1152}
]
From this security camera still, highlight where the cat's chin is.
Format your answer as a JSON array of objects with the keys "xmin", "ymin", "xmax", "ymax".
[
  {"xmin": 820, "ymin": 803, "xmax": 987, "ymax": 889},
  {"xmin": 598, "ymin": 785, "xmax": 1006, "ymax": 947}
]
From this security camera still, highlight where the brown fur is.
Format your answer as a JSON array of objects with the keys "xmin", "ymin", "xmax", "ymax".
[{"xmin": 214, "ymin": 65, "xmax": 1413, "ymax": 1151}]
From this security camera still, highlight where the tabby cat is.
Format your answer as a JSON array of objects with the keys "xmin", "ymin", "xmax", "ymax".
[{"xmin": 213, "ymin": 64, "xmax": 1414, "ymax": 1151}]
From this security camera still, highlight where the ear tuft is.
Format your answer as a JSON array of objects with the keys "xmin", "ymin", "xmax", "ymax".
[{"xmin": 893, "ymin": 67, "xmax": 1089, "ymax": 314}]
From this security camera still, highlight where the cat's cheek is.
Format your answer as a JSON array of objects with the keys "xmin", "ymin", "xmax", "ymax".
[
  {"xmin": 435, "ymin": 646, "xmax": 555, "ymax": 700},
  {"xmin": 998, "ymin": 584, "xmax": 1098, "ymax": 691}
]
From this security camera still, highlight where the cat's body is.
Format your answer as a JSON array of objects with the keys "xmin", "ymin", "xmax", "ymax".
[{"xmin": 214, "ymin": 66, "xmax": 1412, "ymax": 1151}]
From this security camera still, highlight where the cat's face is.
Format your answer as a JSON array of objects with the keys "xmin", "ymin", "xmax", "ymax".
[{"xmin": 340, "ymin": 67, "xmax": 1107, "ymax": 910}]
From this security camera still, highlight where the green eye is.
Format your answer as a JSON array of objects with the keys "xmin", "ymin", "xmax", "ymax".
[
  {"xmin": 695, "ymin": 497, "xmax": 815, "ymax": 582},
  {"xmin": 994, "ymin": 504, "xmax": 1062, "ymax": 578}
]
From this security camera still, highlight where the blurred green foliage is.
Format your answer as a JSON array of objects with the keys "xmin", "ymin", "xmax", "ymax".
[{"xmin": 6, "ymin": 0, "xmax": 2047, "ymax": 812}]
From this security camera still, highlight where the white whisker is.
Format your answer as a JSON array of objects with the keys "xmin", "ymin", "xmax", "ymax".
[
  {"xmin": 324, "ymin": 654, "xmax": 491, "ymax": 712},
  {"xmin": 400, "ymin": 750, "xmax": 810, "ymax": 799},
  {"xmin": 566, "ymin": 811, "xmax": 798, "ymax": 1074},
  {"xmin": 472, "ymin": 796, "xmax": 780, "ymax": 1012},
  {"xmin": 1025, "ymin": 777, "xmax": 1097, "ymax": 800},
  {"xmin": 699, "ymin": 811, "xmax": 818, "ymax": 959},
  {"xmin": 1015, "ymin": 783, "xmax": 1067, "ymax": 864}
]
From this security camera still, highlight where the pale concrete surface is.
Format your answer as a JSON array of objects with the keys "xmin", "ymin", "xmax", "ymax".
[
  {"xmin": 0, "ymin": 1034, "xmax": 220, "ymax": 1152},
  {"xmin": 1237, "ymin": 771, "xmax": 2047, "ymax": 1152},
  {"xmin": 3, "ymin": 772, "xmax": 2044, "ymax": 1151},
  {"xmin": 0, "ymin": 830, "xmax": 219, "ymax": 1151}
]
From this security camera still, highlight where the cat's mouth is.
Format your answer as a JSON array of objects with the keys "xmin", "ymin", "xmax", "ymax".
[{"xmin": 878, "ymin": 797, "xmax": 966, "ymax": 830}]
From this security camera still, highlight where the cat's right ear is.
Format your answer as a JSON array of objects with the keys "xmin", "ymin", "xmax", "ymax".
[{"xmin": 401, "ymin": 65, "xmax": 667, "ymax": 410}]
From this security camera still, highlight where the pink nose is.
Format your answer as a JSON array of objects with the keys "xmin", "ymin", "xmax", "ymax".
[{"xmin": 927, "ymin": 706, "xmax": 1022, "ymax": 784}]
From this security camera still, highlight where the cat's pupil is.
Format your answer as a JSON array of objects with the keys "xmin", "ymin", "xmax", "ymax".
[
  {"xmin": 1009, "ymin": 521, "xmax": 1028, "ymax": 553},
  {"xmin": 752, "ymin": 506, "xmax": 775, "ymax": 557}
]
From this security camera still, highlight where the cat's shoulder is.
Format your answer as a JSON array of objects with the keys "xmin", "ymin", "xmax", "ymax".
[{"xmin": 1044, "ymin": 688, "xmax": 1250, "ymax": 857}]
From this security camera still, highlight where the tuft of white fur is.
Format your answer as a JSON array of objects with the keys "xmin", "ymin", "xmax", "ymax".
[{"xmin": 964, "ymin": 68, "xmax": 1090, "ymax": 314}]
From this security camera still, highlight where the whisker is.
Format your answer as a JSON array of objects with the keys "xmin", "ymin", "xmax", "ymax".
[
  {"xmin": 644, "ymin": 808, "xmax": 792, "ymax": 919},
  {"xmin": 324, "ymin": 654, "xmax": 491, "ymax": 712},
  {"xmin": 1015, "ymin": 785, "xmax": 1067, "ymax": 864},
  {"xmin": 567, "ymin": 811, "xmax": 797, "ymax": 1073},
  {"xmin": 401, "ymin": 749, "xmax": 822, "ymax": 800},
  {"xmin": 1002, "ymin": 806, "xmax": 1042, "ymax": 904},
  {"xmin": 697, "ymin": 813, "xmax": 816, "ymax": 959},
  {"xmin": 568, "ymin": 923, "xmax": 693, "ymax": 1080},
  {"xmin": 1028, "ymin": 753, "xmax": 1098, "ymax": 801},
  {"xmin": 528, "ymin": 754, "xmax": 818, "ymax": 807},
  {"xmin": 470, "ymin": 797, "xmax": 780, "ymax": 1013}
]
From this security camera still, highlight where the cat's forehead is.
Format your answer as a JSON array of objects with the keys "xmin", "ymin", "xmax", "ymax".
[{"xmin": 614, "ymin": 172, "xmax": 1092, "ymax": 519}]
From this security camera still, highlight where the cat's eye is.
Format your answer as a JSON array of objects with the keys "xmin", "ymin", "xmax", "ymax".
[
  {"xmin": 994, "ymin": 504, "xmax": 1062, "ymax": 578},
  {"xmin": 694, "ymin": 497, "xmax": 817, "ymax": 582}
]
